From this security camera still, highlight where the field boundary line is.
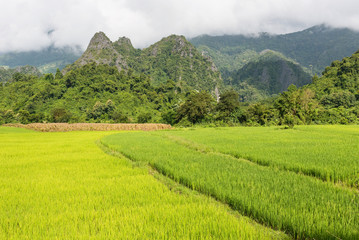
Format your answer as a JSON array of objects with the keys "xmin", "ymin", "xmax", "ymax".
[
  {"xmin": 96, "ymin": 139, "xmax": 292, "ymax": 239},
  {"xmin": 156, "ymin": 133, "xmax": 359, "ymax": 193}
]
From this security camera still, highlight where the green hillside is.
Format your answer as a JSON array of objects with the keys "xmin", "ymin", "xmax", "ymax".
[
  {"xmin": 66, "ymin": 32, "xmax": 222, "ymax": 94},
  {"xmin": 0, "ymin": 32, "xmax": 358, "ymax": 126},
  {"xmin": 0, "ymin": 63, "xmax": 184, "ymax": 124},
  {"xmin": 190, "ymin": 25, "xmax": 359, "ymax": 76},
  {"xmin": 231, "ymin": 50, "xmax": 312, "ymax": 95}
]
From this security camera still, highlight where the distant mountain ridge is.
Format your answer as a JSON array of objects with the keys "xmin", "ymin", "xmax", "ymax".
[
  {"xmin": 1, "ymin": 25, "xmax": 359, "ymax": 98},
  {"xmin": 66, "ymin": 32, "xmax": 222, "ymax": 94},
  {"xmin": 190, "ymin": 24, "xmax": 359, "ymax": 76},
  {"xmin": 0, "ymin": 45, "xmax": 82, "ymax": 73}
]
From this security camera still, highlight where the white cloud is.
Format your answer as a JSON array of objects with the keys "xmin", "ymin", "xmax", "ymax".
[{"xmin": 1, "ymin": 0, "xmax": 359, "ymax": 52}]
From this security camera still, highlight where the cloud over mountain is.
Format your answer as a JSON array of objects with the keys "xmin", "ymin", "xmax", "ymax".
[{"xmin": 1, "ymin": 0, "xmax": 359, "ymax": 52}]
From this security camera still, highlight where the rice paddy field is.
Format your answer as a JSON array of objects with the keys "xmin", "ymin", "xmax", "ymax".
[
  {"xmin": 102, "ymin": 125, "xmax": 359, "ymax": 240},
  {"xmin": 0, "ymin": 126, "xmax": 286, "ymax": 239},
  {"xmin": 1, "ymin": 125, "xmax": 359, "ymax": 239},
  {"xmin": 158, "ymin": 125, "xmax": 359, "ymax": 187}
]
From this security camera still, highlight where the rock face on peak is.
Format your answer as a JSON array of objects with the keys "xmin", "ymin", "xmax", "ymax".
[
  {"xmin": 64, "ymin": 32, "xmax": 128, "ymax": 73},
  {"xmin": 87, "ymin": 32, "xmax": 112, "ymax": 50},
  {"xmin": 66, "ymin": 32, "xmax": 222, "ymax": 93}
]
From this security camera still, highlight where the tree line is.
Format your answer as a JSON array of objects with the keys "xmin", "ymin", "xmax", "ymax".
[{"xmin": 1, "ymin": 49, "xmax": 358, "ymax": 127}]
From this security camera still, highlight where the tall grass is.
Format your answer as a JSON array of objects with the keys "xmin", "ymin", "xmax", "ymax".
[
  {"xmin": 102, "ymin": 128, "xmax": 359, "ymax": 240},
  {"xmin": 0, "ymin": 127, "xmax": 285, "ymax": 239},
  {"xmin": 163, "ymin": 125, "xmax": 359, "ymax": 187}
]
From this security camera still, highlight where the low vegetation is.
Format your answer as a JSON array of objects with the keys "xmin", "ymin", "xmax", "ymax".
[
  {"xmin": 163, "ymin": 125, "xmax": 359, "ymax": 187},
  {"xmin": 0, "ymin": 127, "xmax": 287, "ymax": 239},
  {"xmin": 102, "ymin": 125, "xmax": 359, "ymax": 240}
]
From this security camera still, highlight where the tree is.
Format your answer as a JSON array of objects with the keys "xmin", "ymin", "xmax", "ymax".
[
  {"xmin": 55, "ymin": 68, "xmax": 63, "ymax": 79},
  {"xmin": 51, "ymin": 108, "xmax": 71, "ymax": 123},
  {"xmin": 216, "ymin": 90, "xmax": 240, "ymax": 119},
  {"xmin": 137, "ymin": 112, "xmax": 152, "ymax": 123},
  {"xmin": 176, "ymin": 91, "xmax": 215, "ymax": 124}
]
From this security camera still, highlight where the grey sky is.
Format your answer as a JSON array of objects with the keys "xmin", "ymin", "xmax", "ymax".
[{"xmin": 1, "ymin": 0, "xmax": 359, "ymax": 52}]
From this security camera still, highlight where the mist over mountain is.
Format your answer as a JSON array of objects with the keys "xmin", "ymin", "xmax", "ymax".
[{"xmin": 0, "ymin": 45, "xmax": 82, "ymax": 74}]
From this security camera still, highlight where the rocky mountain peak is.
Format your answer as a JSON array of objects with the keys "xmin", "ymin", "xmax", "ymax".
[
  {"xmin": 115, "ymin": 37, "xmax": 133, "ymax": 47},
  {"xmin": 113, "ymin": 37, "xmax": 135, "ymax": 55},
  {"xmin": 87, "ymin": 32, "xmax": 112, "ymax": 51},
  {"xmin": 64, "ymin": 31, "xmax": 128, "ymax": 73}
]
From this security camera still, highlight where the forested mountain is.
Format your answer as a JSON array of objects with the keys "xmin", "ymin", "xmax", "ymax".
[
  {"xmin": 190, "ymin": 25, "xmax": 359, "ymax": 76},
  {"xmin": 0, "ymin": 30, "xmax": 358, "ymax": 126},
  {"xmin": 190, "ymin": 25, "xmax": 359, "ymax": 99},
  {"xmin": 243, "ymin": 49, "xmax": 359, "ymax": 126},
  {"xmin": 66, "ymin": 32, "xmax": 222, "ymax": 94},
  {"xmin": 2, "ymin": 25, "xmax": 358, "ymax": 98},
  {"xmin": 0, "ymin": 65, "xmax": 41, "ymax": 83},
  {"xmin": 230, "ymin": 50, "xmax": 312, "ymax": 96},
  {"xmin": 0, "ymin": 32, "xmax": 222, "ymax": 124},
  {"xmin": 0, "ymin": 46, "xmax": 82, "ymax": 73}
]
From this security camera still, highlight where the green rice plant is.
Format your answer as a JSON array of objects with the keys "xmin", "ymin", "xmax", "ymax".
[
  {"xmin": 102, "ymin": 129, "xmax": 359, "ymax": 240},
  {"xmin": 0, "ymin": 127, "xmax": 286, "ymax": 239},
  {"xmin": 162, "ymin": 125, "xmax": 359, "ymax": 187}
]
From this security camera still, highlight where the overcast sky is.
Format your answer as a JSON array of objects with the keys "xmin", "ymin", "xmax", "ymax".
[{"xmin": 1, "ymin": 0, "xmax": 359, "ymax": 52}]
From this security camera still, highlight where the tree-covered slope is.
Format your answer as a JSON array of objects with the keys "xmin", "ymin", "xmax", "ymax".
[
  {"xmin": 231, "ymin": 51, "xmax": 312, "ymax": 95},
  {"xmin": 139, "ymin": 35, "xmax": 221, "ymax": 93},
  {"xmin": 310, "ymin": 50, "xmax": 359, "ymax": 106},
  {"xmin": 67, "ymin": 33, "xmax": 222, "ymax": 94},
  {"xmin": 0, "ymin": 63, "xmax": 182, "ymax": 124}
]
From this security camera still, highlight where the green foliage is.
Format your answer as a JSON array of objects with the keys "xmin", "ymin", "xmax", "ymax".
[
  {"xmin": 137, "ymin": 112, "xmax": 152, "ymax": 123},
  {"xmin": 176, "ymin": 91, "xmax": 216, "ymax": 124},
  {"xmin": 51, "ymin": 108, "xmax": 71, "ymax": 123},
  {"xmin": 232, "ymin": 51, "xmax": 312, "ymax": 95},
  {"xmin": 0, "ymin": 63, "xmax": 183, "ymax": 124},
  {"xmin": 216, "ymin": 89, "xmax": 240, "ymax": 118}
]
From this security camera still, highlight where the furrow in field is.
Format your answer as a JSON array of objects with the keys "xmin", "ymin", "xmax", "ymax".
[
  {"xmin": 156, "ymin": 132, "xmax": 359, "ymax": 192},
  {"xmin": 158, "ymin": 126, "xmax": 359, "ymax": 188}
]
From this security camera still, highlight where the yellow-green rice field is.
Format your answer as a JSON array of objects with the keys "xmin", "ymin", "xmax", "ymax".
[{"xmin": 0, "ymin": 127, "xmax": 287, "ymax": 239}]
